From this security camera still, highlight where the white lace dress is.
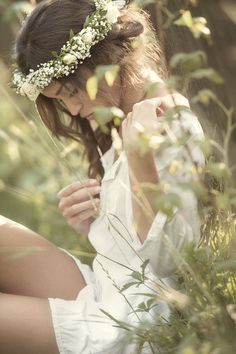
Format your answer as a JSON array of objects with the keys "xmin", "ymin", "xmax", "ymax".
[{"xmin": 48, "ymin": 99, "xmax": 205, "ymax": 354}]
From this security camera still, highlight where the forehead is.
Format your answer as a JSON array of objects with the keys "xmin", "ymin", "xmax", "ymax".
[{"xmin": 42, "ymin": 81, "xmax": 62, "ymax": 98}]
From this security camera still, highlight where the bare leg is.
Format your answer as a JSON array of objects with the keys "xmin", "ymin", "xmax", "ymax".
[
  {"xmin": 0, "ymin": 292, "xmax": 59, "ymax": 354},
  {"xmin": 0, "ymin": 215, "xmax": 86, "ymax": 299}
]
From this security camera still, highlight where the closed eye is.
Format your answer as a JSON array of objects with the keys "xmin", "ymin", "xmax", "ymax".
[
  {"xmin": 69, "ymin": 87, "xmax": 78, "ymax": 98},
  {"xmin": 57, "ymin": 98, "xmax": 66, "ymax": 107},
  {"xmin": 54, "ymin": 98, "xmax": 68, "ymax": 111}
]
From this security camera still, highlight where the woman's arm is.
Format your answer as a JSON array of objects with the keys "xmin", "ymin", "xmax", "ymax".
[
  {"xmin": 125, "ymin": 150, "xmax": 159, "ymax": 243},
  {"xmin": 122, "ymin": 93, "xmax": 193, "ymax": 245}
]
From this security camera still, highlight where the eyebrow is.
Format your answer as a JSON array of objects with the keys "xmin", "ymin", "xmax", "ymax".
[{"xmin": 55, "ymin": 84, "xmax": 63, "ymax": 97}]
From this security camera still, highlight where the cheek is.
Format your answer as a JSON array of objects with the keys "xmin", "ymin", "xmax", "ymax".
[
  {"xmin": 78, "ymin": 90, "xmax": 95, "ymax": 106},
  {"xmin": 86, "ymin": 96, "xmax": 111, "ymax": 110},
  {"xmin": 79, "ymin": 88, "xmax": 113, "ymax": 109}
]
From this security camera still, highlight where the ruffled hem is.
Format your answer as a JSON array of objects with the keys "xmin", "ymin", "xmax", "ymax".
[
  {"xmin": 49, "ymin": 298, "xmax": 66, "ymax": 354},
  {"xmin": 48, "ymin": 248, "xmax": 128, "ymax": 354}
]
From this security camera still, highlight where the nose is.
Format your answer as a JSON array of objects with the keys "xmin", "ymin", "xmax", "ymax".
[{"xmin": 64, "ymin": 98, "xmax": 82, "ymax": 116}]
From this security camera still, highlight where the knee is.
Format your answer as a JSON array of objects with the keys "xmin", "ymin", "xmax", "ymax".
[
  {"xmin": 0, "ymin": 215, "xmax": 10, "ymax": 226},
  {"xmin": 0, "ymin": 216, "xmax": 13, "ymax": 237},
  {"xmin": 0, "ymin": 216, "xmax": 31, "ymax": 245},
  {"xmin": 0, "ymin": 215, "xmax": 22, "ymax": 228},
  {"xmin": 0, "ymin": 215, "xmax": 29, "ymax": 233}
]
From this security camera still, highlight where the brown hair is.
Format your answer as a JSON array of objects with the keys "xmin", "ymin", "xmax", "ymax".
[{"xmin": 15, "ymin": 0, "xmax": 166, "ymax": 178}]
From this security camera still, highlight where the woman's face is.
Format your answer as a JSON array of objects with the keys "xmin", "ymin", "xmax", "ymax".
[{"xmin": 42, "ymin": 70, "xmax": 121, "ymax": 120}]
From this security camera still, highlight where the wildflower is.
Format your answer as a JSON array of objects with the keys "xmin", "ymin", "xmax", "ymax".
[
  {"xmin": 62, "ymin": 54, "xmax": 78, "ymax": 65},
  {"xmin": 106, "ymin": 2, "xmax": 121, "ymax": 23},
  {"xmin": 20, "ymin": 82, "xmax": 40, "ymax": 101}
]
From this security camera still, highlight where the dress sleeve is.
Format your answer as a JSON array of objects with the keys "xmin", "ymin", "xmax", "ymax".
[{"xmin": 135, "ymin": 105, "xmax": 205, "ymax": 278}]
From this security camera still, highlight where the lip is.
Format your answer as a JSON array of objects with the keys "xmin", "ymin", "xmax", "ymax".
[{"xmin": 85, "ymin": 113, "xmax": 94, "ymax": 120}]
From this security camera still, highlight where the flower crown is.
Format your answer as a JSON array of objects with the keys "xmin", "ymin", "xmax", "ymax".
[{"xmin": 11, "ymin": 0, "xmax": 126, "ymax": 101}]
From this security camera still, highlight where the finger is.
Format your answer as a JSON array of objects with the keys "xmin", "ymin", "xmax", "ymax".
[
  {"xmin": 62, "ymin": 199, "xmax": 100, "ymax": 219},
  {"xmin": 171, "ymin": 92, "xmax": 189, "ymax": 107},
  {"xmin": 132, "ymin": 98, "xmax": 163, "ymax": 125},
  {"xmin": 132, "ymin": 97, "xmax": 162, "ymax": 113},
  {"xmin": 160, "ymin": 93, "xmax": 190, "ymax": 110},
  {"xmin": 67, "ymin": 208, "xmax": 99, "ymax": 227},
  {"xmin": 58, "ymin": 185, "xmax": 101, "ymax": 210},
  {"xmin": 57, "ymin": 179, "xmax": 99, "ymax": 199},
  {"xmin": 156, "ymin": 105, "xmax": 165, "ymax": 117}
]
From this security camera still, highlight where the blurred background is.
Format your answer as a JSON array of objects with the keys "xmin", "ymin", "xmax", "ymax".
[{"xmin": 0, "ymin": 0, "xmax": 96, "ymax": 261}]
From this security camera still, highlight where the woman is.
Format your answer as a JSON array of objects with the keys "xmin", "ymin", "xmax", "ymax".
[{"xmin": 2, "ymin": 0, "xmax": 205, "ymax": 353}]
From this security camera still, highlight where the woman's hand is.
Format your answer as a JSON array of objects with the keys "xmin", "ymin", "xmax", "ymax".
[
  {"xmin": 121, "ymin": 93, "xmax": 190, "ymax": 149},
  {"xmin": 57, "ymin": 179, "xmax": 101, "ymax": 236}
]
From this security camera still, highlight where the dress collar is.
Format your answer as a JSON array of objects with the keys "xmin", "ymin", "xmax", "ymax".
[
  {"xmin": 100, "ymin": 145, "xmax": 115, "ymax": 172},
  {"xmin": 100, "ymin": 145, "xmax": 126, "ymax": 181}
]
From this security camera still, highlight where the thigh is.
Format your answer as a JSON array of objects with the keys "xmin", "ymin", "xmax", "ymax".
[
  {"xmin": 0, "ymin": 215, "xmax": 86, "ymax": 299},
  {"xmin": 0, "ymin": 292, "xmax": 59, "ymax": 354}
]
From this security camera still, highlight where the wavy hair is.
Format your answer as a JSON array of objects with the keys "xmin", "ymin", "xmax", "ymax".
[{"xmin": 15, "ymin": 0, "xmax": 166, "ymax": 177}]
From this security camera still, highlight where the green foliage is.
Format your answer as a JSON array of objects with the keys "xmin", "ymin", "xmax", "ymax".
[
  {"xmin": 97, "ymin": 2, "xmax": 236, "ymax": 353},
  {"xmin": 0, "ymin": 62, "xmax": 94, "ymax": 263},
  {"xmin": 170, "ymin": 51, "xmax": 207, "ymax": 72},
  {"xmin": 174, "ymin": 10, "xmax": 211, "ymax": 39},
  {"xmin": 86, "ymin": 64, "xmax": 120, "ymax": 100},
  {"xmin": 102, "ymin": 213, "xmax": 236, "ymax": 354}
]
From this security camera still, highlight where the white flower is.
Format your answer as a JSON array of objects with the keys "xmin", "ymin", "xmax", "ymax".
[
  {"xmin": 12, "ymin": 0, "xmax": 123, "ymax": 99},
  {"xmin": 113, "ymin": 0, "xmax": 126, "ymax": 10},
  {"xmin": 13, "ymin": 72, "xmax": 22, "ymax": 84},
  {"xmin": 105, "ymin": 2, "xmax": 121, "ymax": 23},
  {"xmin": 81, "ymin": 28, "xmax": 96, "ymax": 44},
  {"xmin": 111, "ymin": 127, "xmax": 122, "ymax": 151},
  {"xmin": 20, "ymin": 82, "xmax": 40, "ymax": 101},
  {"xmin": 62, "ymin": 53, "xmax": 78, "ymax": 65}
]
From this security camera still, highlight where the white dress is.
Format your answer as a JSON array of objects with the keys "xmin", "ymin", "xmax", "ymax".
[{"xmin": 48, "ymin": 98, "xmax": 205, "ymax": 354}]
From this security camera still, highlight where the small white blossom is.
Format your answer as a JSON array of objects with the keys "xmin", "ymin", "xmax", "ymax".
[
  {"xmin": 113, "ymin": 0, "xmax": 126, "ymax": 10},
  {"xmin": 106, "ymin": 2, "xmax": 121, "ymax": 23},
  {"xmin": 81, "ymin": 28, "xmax": 96, "ymax": 44},
  {"xmin": 62, "ymin": 53, "xmax": 78, "ymax": 65},
  {"xmin": 111, "ymin": 127, "xmax": 122, "ymax": 151},
  {"xmin": 11, "ymin": 0, "xmax": 126, "ymax": 101},
  {"xmin": 20, "ymin": 82, "xmax": 40, "ymax": 101}
]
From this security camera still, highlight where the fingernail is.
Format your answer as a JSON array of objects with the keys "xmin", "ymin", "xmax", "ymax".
[
  {"xmin": 94, "ymin": 186, "xmax": 101, "ymax": 193},
  {"xmin": 57, "ymin": 190, "xmax": 63, "ymax": 198}
]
